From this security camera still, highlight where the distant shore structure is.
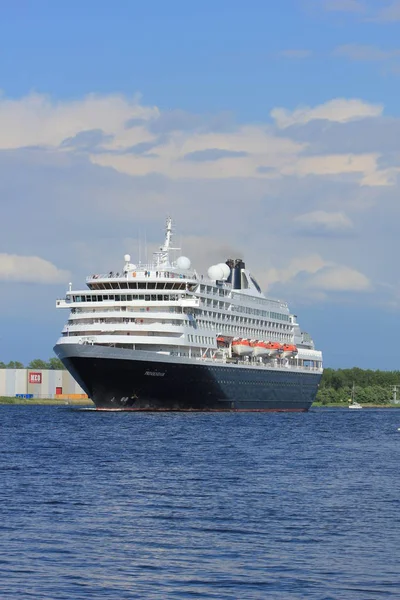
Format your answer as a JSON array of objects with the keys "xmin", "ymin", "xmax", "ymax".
[
  {"xmin": 0, "ymin": 368, "xmax": 86, "ymax": 399},
  {"xmin": 54, "ymin": 216, "xmax": 323, "ymax": 411}
]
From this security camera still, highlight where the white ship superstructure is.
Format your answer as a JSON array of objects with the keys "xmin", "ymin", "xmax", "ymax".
[{"xmin": 56, "ymin": 218, "xmax": 322, "ymax": 372}]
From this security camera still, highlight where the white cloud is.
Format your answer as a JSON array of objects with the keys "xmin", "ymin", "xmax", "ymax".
[
  {"xmin": 262, "ymin": 255, "xmax": 371, "ymax": 298},
  {"xmin": 307, "ymin": 265, "xmax": 371, "ymax": 291},
  {"xmin": 279, "ymin": 152, "xmax": 396, "ymax": 186},
  {"xmin": 263, "ymin": 255, "xmax": 329, "ymax": 289},
  {"xmin": 294, "ymin": 210, "xmax": 353, "ymax": 233},
  {"xmin": 0, "ymin": 254, "xmax": 69, "ymax": 284},
  {"xmin": 0, "ymin": 92, "xmax": 158, "ymax": 150},
  {"xmin": 90, "ymin": 125, "xmax": 305, "ymax": 180},
  {"xmin": 271, "ymin": 98, "xmax": 383, "ymax": 129},
  {"xmin": 0, "ymin": 93, "xmax": 394, "ymax": 187}
]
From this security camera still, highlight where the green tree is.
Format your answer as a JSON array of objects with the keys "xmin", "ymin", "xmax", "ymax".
[
  {"xmin": 316, "ymin": 387, "xmax": 338, "ymax": 404},
  {"xmin": 0, "ymin": 362, "xmax": 6, "ymax": 369},
  {"xmin": 6, "ymin": 361, "xmax": 24, "ymax": 369},
  {"xmin": 28, "ymin": 359, "xmax": 48, "ymax": 369},
  {"xmin": 47, "ymin": 357, "xmax": 65, "ymax": 370}
]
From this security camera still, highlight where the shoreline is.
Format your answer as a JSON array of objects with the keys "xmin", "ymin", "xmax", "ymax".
[
  {"xmin": 0, "ymin": 397, "xmax": 94, "ymax": 406},
  {"xmin": 312, "ymin": 402, "xmax": 400, "ymax": 408},
  {"xmin": 1, "ymin": 397, "xmax": 399, "ymax": 408}
]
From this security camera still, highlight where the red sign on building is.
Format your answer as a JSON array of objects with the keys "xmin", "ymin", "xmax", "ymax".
[{"xmin": 29, "ymin": 372, "xmax": 42, "ymax": 384}]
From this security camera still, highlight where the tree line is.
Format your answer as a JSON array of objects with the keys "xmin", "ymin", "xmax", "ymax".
[
  {"xmin": 0, "ymin": 358, "xmax": 65, "ymax": 370},
  {"xmin": 316, "ymin": 367, "xmax": 400, "ymax": 405}
]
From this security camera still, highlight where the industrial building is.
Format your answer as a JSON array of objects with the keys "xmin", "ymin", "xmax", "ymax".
[{"xmin": 0, "ymin": 369, "xmax": 86, "ymax": 399}]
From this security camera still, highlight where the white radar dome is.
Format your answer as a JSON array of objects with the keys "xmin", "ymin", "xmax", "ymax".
[
  {"xmin": 124, "ymin": 254, "xmax": 131, "ymax": 262},
  {"xmin": 176, "ymin": 256, "xmax": 191, "ymax": 270},
  {"xmin": 208, "ymin": 264, "xmax": 224, "ymax": 280},
  {"xmin": 217, "ymin": 263, "xmax": 231, "ymax": 280}
]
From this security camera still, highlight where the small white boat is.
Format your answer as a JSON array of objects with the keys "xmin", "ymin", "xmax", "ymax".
[
  {"xmin": 349, "ymin": 383, "xmax": 362, "ymax": 409},
  {"xmin": 348, "ymin": 401, "xmax": 362, "ymax": 409}
]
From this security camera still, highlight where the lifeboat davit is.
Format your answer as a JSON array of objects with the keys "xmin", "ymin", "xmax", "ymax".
[
  {"xmin": 264, "ymin": 341, "xmax": 283, "ymax": 357},
  {"xmin": 231, "ymin": 338, "xmax": 253, "ymax": 356},
  {"xmin": 281, "ymin": 344, "xmax": 298, "ymax": 358},
  {"xmin": 252, "ymin": 341, "xmax": 270, "ymax": 357}
]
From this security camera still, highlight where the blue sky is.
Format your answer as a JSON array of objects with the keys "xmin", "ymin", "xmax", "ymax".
[
  {"xmin": 2, "ymin": 0, "xmax": 400, "ymax": 116},
  {"xmin": 1, "ymin": 0, "xmax": 400, "ymax": 368}
]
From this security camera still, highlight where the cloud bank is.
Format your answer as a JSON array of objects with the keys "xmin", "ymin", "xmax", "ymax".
[
  {"xmin": 0, "ymin": 91, "xmax": 399, "ymax": 312},
  {"xmin": 0, "ymin": 254, "xmax": 69, "ymax": 284}
]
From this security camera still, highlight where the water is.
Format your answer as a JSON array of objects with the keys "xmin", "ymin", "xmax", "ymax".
[{"xmin": 0, "ymin": 407, "xmax": 399, "ymax": 600}]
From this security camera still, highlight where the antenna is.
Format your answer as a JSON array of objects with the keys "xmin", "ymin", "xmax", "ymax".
[
  {"xmin": 161, "ymin": 216, "xmax": 173, "ymax": 252},
  {"xmin": 153, "ymin": 216, "xmax": 180, "ymax": 269}
]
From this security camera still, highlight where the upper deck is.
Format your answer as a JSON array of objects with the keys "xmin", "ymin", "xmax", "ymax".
[
  {"xmin": 86, "ymin": 266, "xmax": 198, "ymax": 285},
  {"xmin": 55, "ymin": 216, "xmax": 321, "ymax": 361}
]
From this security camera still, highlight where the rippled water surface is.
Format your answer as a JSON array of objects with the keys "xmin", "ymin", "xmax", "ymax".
[{"xmin": 1, "ymin": 406, "xmax": 399, "ymax": 599}]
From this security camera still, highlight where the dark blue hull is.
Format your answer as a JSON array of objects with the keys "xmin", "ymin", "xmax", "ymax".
[{"xmin": 55, "ymin": 344, "xmax": 322, "ymax": 411}]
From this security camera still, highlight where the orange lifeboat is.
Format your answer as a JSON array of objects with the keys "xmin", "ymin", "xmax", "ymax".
[
  {"xmin": 252, "ymin": 341, "xmax": 270, "ymax": 357},
  {"xmin": 216, "ymin": 336, "xmax": 229, "ymax": 347},
  {"xmin": 281, "ymin": 344, "xmax": 298, "ymax": 358},
  {"xmin": 231, "ymin": 338, "xmax": 253, "ymax": 356},
  {"xmin": 264, "ymin": 341, "xmax": 283, "ymax": 357}
]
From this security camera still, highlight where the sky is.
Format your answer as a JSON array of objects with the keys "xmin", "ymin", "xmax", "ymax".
[{"xmin": 1, "ymin": 0, "xmax": 400, "ymax": 369}]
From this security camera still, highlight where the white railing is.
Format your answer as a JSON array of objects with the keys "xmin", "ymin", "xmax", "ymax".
[
  {"xmin": 63, "ymin": 322, "xmax": 186, "ymax": 334},
  {"xmin": 86, "ymin": 270, "xmax": 197, "ymax": 282},
  {"xmin": 194, "ymin": 356, "xmax": 322, "ymax": 372}
]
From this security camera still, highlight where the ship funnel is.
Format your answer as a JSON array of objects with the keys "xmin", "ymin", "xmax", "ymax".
[{"xmin": 226, "ymin": 258, "xmax": 245, "ymax": 289}]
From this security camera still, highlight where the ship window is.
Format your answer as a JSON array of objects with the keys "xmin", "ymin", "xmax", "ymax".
[
  {"xmin": 151, "ymin": 295, "xmax": 156, "ymax": 301},
  {"xmin": 121, "ymin": 295, "xmax": 126, "ymax": 301},
  {"xmin": 145, "ymin": 295, "xmax": 150, "ymax": 301}
]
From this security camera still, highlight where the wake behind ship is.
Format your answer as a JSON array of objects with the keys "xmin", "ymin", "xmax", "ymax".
[{"xmin": 54, "ymin": 218, "xmax": 323, "ymax": 411}]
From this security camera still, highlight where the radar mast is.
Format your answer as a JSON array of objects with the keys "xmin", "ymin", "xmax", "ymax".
[{"xmin": 155, "ymin": 217, "xmax": 180, "ymax": 268}]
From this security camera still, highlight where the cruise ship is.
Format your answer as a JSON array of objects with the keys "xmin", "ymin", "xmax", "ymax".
[{"xmin": 54, "ymin": 218, "xmax": 323, "ymax": 411}]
